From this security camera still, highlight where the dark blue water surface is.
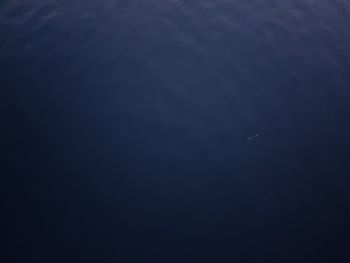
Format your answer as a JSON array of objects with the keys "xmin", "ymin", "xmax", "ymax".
[{"xmin": 2, "ymin": 1, "xmax": 350, "ymax": 262}]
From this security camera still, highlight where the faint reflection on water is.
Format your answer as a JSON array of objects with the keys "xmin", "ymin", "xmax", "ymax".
[{"xmin": 2, "ymin": 1, "xmax": 350, "ymax": 261}]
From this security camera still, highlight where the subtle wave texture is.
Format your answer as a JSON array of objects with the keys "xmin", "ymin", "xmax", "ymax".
[{"xmin": 2, "ymin": 1, "xmax": 350, "ymax": 262}]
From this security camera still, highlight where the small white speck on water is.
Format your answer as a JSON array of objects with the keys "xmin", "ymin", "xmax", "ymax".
[{"xmin": 247, "ymin": 134, "xmax": 259, "ymax": 141}]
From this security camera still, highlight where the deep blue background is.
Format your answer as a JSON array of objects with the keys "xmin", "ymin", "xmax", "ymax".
[{"xmin": 2, "ymin": 1, "xmax": 350, "ymax": 262}]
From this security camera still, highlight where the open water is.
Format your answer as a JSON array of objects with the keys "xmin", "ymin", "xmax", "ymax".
[{"xmin": 2, "ymin": 1, "xmax": 350, "ymax": 262}]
